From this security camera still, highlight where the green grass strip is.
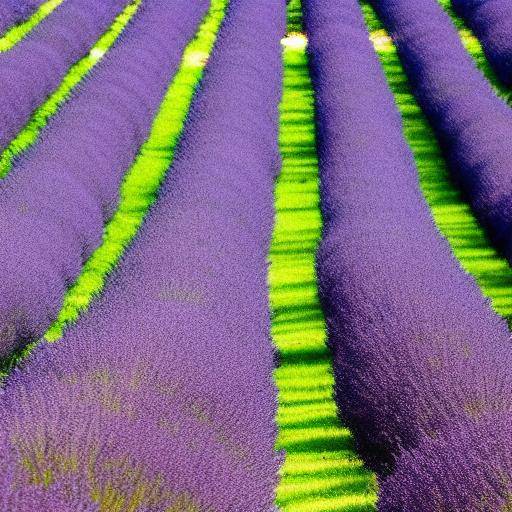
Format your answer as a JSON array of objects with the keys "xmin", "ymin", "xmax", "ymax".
[
  {"xmin": 0, "ymin": 0, "xmax": 142, "ymax": 179},
  {"xmin": 0, "ymin": 0, "xmax": 65, "ymax": 52},
  {"xmin": 270, "ymin": 1, "xmax": 377, "ymax": 510},
  {"xmin": 360, "ymin": 2, "xmax": 512, "ymax": 324},
  {"xmin": 43, "ymin": 0, "xmax": 229, "ymax": 343}
]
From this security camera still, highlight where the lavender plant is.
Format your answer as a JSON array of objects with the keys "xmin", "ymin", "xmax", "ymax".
[
  {"xmin": 452, "ymin": 0, "xmax": 512, "ymax": 86},
  {"xmin": 0, "ymin": 0, "xmax": 44, "ymax": 35},
  {"xmin": 305, "ymin": 0, "xmax": 512, "ymax": 479},
  {"xmin": 0, "ymin": 0, "xmax": 285, "ymax": 509},
  {"xmin": 0, "ymin": 0, "xmax": 208, "ymax": 356},
  {"xmin": 368, "ymin": 0, "xmax": 512, "ymax": 261},
  {"xmin": 0, "ymin": 0, "xmax": 126, "ymax": 150}
]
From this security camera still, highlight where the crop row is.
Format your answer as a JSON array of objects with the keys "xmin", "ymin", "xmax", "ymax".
[
  {"xmin": 0, "ymin": 0, "xmax": 208, "ymax": 358},
  {"xmin": 0, "ymin": 0, "xmax": 44, "ymax": 38},
  {"xmin": 305, "ymin": 0, "xmax": 512, "ymax": 508},
  {"xmin": 0, "ymin": 0, "xmax": 141, "ymax": 179},
  {"xmin": 452, "ymin": 0, "xmax": 512, "ymax": 86},
  {"xmin": 0, "ymin": 0, "xmax": 285, "ymax": 509},
  {"xmin": 368, "ymin": 0, "xmax": 512, "ymax": 268},
  {"xmin": 0, "ymin": 0, "xmax": 130, "ymax": 152}
]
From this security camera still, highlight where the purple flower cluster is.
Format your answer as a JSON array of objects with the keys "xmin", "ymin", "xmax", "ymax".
[
  {"xmin": 0, "ymin": 0, "xmax": 127, "ymax": 151},
  {"xmin": 370, "ymin": 0, "xmax": 512, "ymax": 260},
  {"xmin": 379, "ymin": 414, "xmax": 512, "ymax": 510},
  {"xmin": 0, "ymin": 0, "xmax": 44, "ymax": 35},
  {"xmin": 0, "ymin": 0, "xmax": 208, "ymax": 357},
  {"xmin": 0, "ymin": 0, "xmax": 285, "ymax": 509},
  {"xmin": 304, "ymin": 0, "xmax": 512, "ymax": 505},
  {"xmin": 452, "ymin": 0, "xmax": 512, "ymax": 86}
]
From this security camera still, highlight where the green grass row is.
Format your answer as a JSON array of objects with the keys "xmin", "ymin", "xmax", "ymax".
[
  {"xmin": 270, "ymin": 1, "xmax": 377, "ymax": 510},
  {"xmin": 0, "ymin": 0, "xmax": 142, "ymax": 178}
]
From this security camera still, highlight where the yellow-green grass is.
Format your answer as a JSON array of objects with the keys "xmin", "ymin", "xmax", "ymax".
[
  {"xmin": 0, "ymin": 0, "xmax": 64, "ymax": 51},
  {"xmin": 360, "ymin": 1, "xmax": 512, "ymax": 324},
  {"xmin": 270, "ymin": 1, "xmax": 377, "ymax": 510},
  {"xmin": 0, "ymin": 0, "xmax": 142, "ymax": 178},
  {"xmin": 43, "ymin": 0, "xmax": 228, "ymax": 342}
]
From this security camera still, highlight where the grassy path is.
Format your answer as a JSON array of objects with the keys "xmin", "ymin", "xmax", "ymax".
[
  {"xmin": 0, "ymin": 0, "xmax": 65, "ymax": 51},
  {"xmin": 360, "ymin": 1, "xmax": 512, "ymax": 323},
  {"xmin": 270, "ymin": 1, "xmax": 377, "ymax": 510},
  {"xmin": 0, "ymin": 0, "xmax": 142, "ymax": 178}
]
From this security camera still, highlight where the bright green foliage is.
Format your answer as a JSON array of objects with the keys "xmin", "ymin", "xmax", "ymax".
[
  {"xmin": 0, "ymin": 0, "xmax": 65, "ymax": 51},
  {"xmin": 44, "ymin": 0, "xmax": 229, "ymax": 341},
  {"xmin": 361, "ymin": 1, "xmax": 512, "ymax": 324},
  {"xmin": 269, "ymin": 1, "xmax": 377, "ymax": 510},
  {"xmin": 0, "ymin": 0, "xmax": 143, "ymax": 178}
]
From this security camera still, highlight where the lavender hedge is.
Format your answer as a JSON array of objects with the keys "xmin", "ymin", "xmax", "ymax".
[
  {"xmin": 368, "ymin": 0, "xmax": 512, "ymax": 260},
  {"xmin": 378, "ymin": 414, "xmax": 512, "ymax": 510},
  {"xmin": 0, "ymin": 0, "xmax": 44, "ymax": 35},
  {"xmin": 0, "ymin": 0, "xmax": 208, "ymax": 357},
  {"xmin": 0, "ymin": 0, "xmax": 285, "ymax": 508},
  {"xmin": 304, "ymin": 0, "xmax": 512, "ymax": 481},
  {"xmin": 0, "ymin": 0, "xmax": 127, "ymax": 151},
  {"xmin": 452, "ymin": 0, "xmax": 512, "ymax": 86}
]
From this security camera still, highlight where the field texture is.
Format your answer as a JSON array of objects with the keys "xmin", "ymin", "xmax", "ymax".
[{"xmin": 0, "ymin": 0, "xmax": 512, "ymax": 509}]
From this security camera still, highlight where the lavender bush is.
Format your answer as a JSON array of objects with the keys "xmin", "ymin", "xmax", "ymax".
[
  {"xmin": 0, "ymin": 0, "xmax": 44, "ymax": 35},
  {"xmin": 0, "ymin": 0, "xmax": 285, "ymax": 509},
  {"xmin": 378, "ymin": 415, "xmax": 512, "ymax": 511},
  {"xmin": 452, "ymin": 0, "xmax": 512, "ymax": 86},
  {"xmin": 0, "ymin": 0, "xmax": 127, "ymax": 151},
  {"xmin": 304, "ymin": 0, "xmax": 512, "ymax": 477},
  {"xmin": 368, "ymin": 0, "xmax": 512, "ymax": 261},
  {"xmin": 0, "ymin": 0, "xmax": 208, "ymax": 356}
]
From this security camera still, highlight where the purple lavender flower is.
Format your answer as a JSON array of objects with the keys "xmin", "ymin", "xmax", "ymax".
[
  {"xmin": 452, "ymin": 0, "xmax": 512, "ymax": 85},
  {"xmin": 0, "ymin": 0, "xmax": 208, "ymax": 356},
  {"xmin": 0, "ymin": 0, "xmax": 129, "ymax": 149},
  {"xmin": 369, "ymin": 0, "xmax": 512, "ymax": 261},
  {"xmin": 0, "ymin": 0, "xmax": 285, "ymax": 509},
  {"xmin": 378, "ymin": 415, "xmax": 512, "ymax": 511},
  {"xmin": 0, "ymin": 0, "xmax": 45, "ymax": 35},
  {"xmin": 305, "ymin": 0, "xmax": 512, "ymax": 476}
]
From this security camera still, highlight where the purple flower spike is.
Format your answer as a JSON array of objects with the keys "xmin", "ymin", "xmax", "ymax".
[
  {"xmin": 379, "ymin": 415, "xmax": 512, "ymax": 511},
  {"xmin": 304, "ymin": 0, "xmax": 512, "ymax": 479},
  {"xmin": 0, "ymin": 0, "xmax": 285, "ymax": 509},
  {"xmin": 452, "ymin": 0, "xmax": 512, "ymax": 86},
  {"xmin": 0, "ymin": 0, "xmax": 209, "ymax": 356}
]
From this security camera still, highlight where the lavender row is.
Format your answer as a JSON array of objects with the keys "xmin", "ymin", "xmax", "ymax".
[
  {"xmin": 452, "ymin": 0, "xmax": 512, "ymax": 86},
  {"xmin": 303, "ymin": 0, "xmax": 512, "ymax": 507},
  {"xmin": 0, "ymin": 0, "xmax": 127, "ymax": 151},
  {"xmin": 367, "ymin": 0, "xmax": 512, "ymax": 262},
  {"xmin": 0, "ymin": 0, "xmax": 208, "ymax": 357},
  {"xmin": 0, "ymin": 0, "xmax": 285, "ymax": 509},
  {"xmin": 0, "ymin": 0, "xmax": 44, "ymax": 36}
]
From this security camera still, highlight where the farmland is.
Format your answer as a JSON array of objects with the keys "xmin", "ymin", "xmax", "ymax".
[{"xmin": 0, "ymin": 0, "xmax": 512, "ymax": 510}]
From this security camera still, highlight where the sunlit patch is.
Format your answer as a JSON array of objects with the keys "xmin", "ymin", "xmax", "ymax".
[
  {"xmin": 183, "ymin": 50, "xmax": 209, "ymax": 68},
  {"xmin": 281, "ymin": 32, "xmax": 308, "ymax": 50},
  {"xmin": 369, "ymin": 29, "xmax": 394, "ymax": 52},
  {"xmin": 89, "ymin": 47, "xmax": 106, "ymax": 62}
]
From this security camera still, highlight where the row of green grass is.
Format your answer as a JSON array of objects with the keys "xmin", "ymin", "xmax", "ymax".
[{"xmin": 270, "ymin": 1, "xmax": 377, "ymax": 510}]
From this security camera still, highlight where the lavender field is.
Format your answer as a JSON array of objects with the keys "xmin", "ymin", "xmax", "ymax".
[{"xmin": 1, "ymin": 0, "xmax": 512, "ymax": 510}]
